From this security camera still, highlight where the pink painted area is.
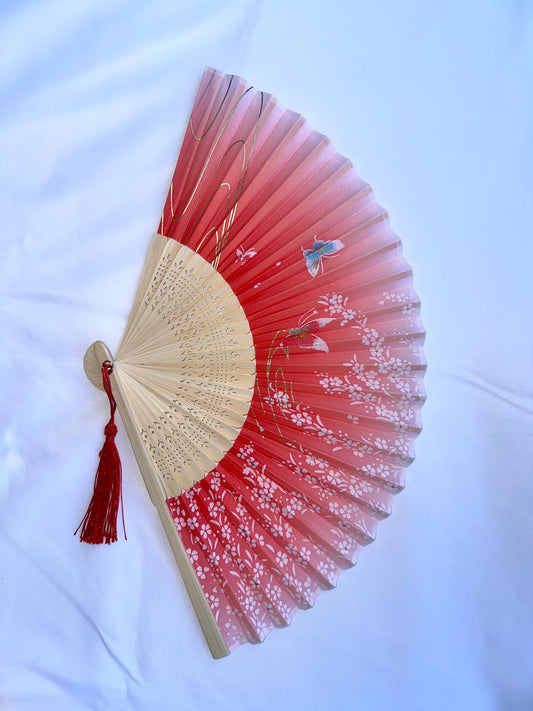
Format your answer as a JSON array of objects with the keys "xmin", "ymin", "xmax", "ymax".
[{"xmin": 162, "ymin": 68, "xmax": 425, "ymax": 652}]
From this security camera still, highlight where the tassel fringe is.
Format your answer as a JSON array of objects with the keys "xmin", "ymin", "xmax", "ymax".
[{"xmin": 76, "ymin": 362, "xmax": 126, "ymax": 544}]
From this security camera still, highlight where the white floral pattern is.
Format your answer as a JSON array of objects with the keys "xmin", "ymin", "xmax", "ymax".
[{"xmin": 166, "ymin": 287, "xmax": 424, "ymax": 652}]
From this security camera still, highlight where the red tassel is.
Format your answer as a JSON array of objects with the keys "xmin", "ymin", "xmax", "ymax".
[{"xmin": 76, "ymin": 362, "xmax": 126, "ymax": 544}]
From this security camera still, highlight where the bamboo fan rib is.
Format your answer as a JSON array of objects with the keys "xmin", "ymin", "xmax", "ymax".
[
  {"xmin": 113, "ymin": 236, "xmax": 255, "ymax": 497},
  {"xmin": 84, "ymin": 67, "xmax": 425, "ymax": 657}
]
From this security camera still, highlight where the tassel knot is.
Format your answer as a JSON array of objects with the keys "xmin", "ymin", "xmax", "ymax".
[
  {"xmin": 76, "ymin": 362, "xmax": 126, "ymax": 544},
  {"xmin": 104, "ymin": 422, "xmax": 118, "ymax": 438}
]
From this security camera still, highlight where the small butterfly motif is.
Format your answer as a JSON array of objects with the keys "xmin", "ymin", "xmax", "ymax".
[
  {"xmin": 303, "ymin": 238, "xmax": 345, "ymax": 277},
  {"xmin": 236, "ymin": 245, "xmax": 257, "ymax": 264},
  {"xmin": 281, "ymin": 315, "xmax": 335, "ymax": 353}
]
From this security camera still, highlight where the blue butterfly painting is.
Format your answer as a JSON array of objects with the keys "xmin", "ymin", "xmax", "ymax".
[{"xmin": 303, "ymin": 238, "xmax": 345, "ymax": 277}]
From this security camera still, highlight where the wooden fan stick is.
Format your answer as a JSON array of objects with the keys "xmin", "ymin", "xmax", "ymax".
[{"xmin": 84, "ymin": 340, "xmax": 230, "ymax": 659}]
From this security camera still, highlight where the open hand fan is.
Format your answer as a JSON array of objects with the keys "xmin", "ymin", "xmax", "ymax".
[{"xmin": 81, "ymin": 67, "xmax": 426, "ymax": 658}]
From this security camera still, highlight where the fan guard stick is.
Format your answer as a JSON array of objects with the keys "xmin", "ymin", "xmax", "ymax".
[{"xmin": 84, "ymin": 340, "xmax": 230, "ymax": 658}]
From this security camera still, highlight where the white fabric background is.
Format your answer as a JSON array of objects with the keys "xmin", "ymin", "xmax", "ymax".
[{"xmin": 1, "ymin": 2, "xmax": 532, "ymax": 709}]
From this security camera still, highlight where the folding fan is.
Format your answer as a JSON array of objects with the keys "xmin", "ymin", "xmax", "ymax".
[{"xmin": 80, "ymin": 67, "xmax": 426, "ymax": 658}]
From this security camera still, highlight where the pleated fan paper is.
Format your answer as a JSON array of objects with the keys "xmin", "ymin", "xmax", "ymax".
[{"xmin": 81, "ymin": 67, "xmax": 426, "ymax": 658}]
